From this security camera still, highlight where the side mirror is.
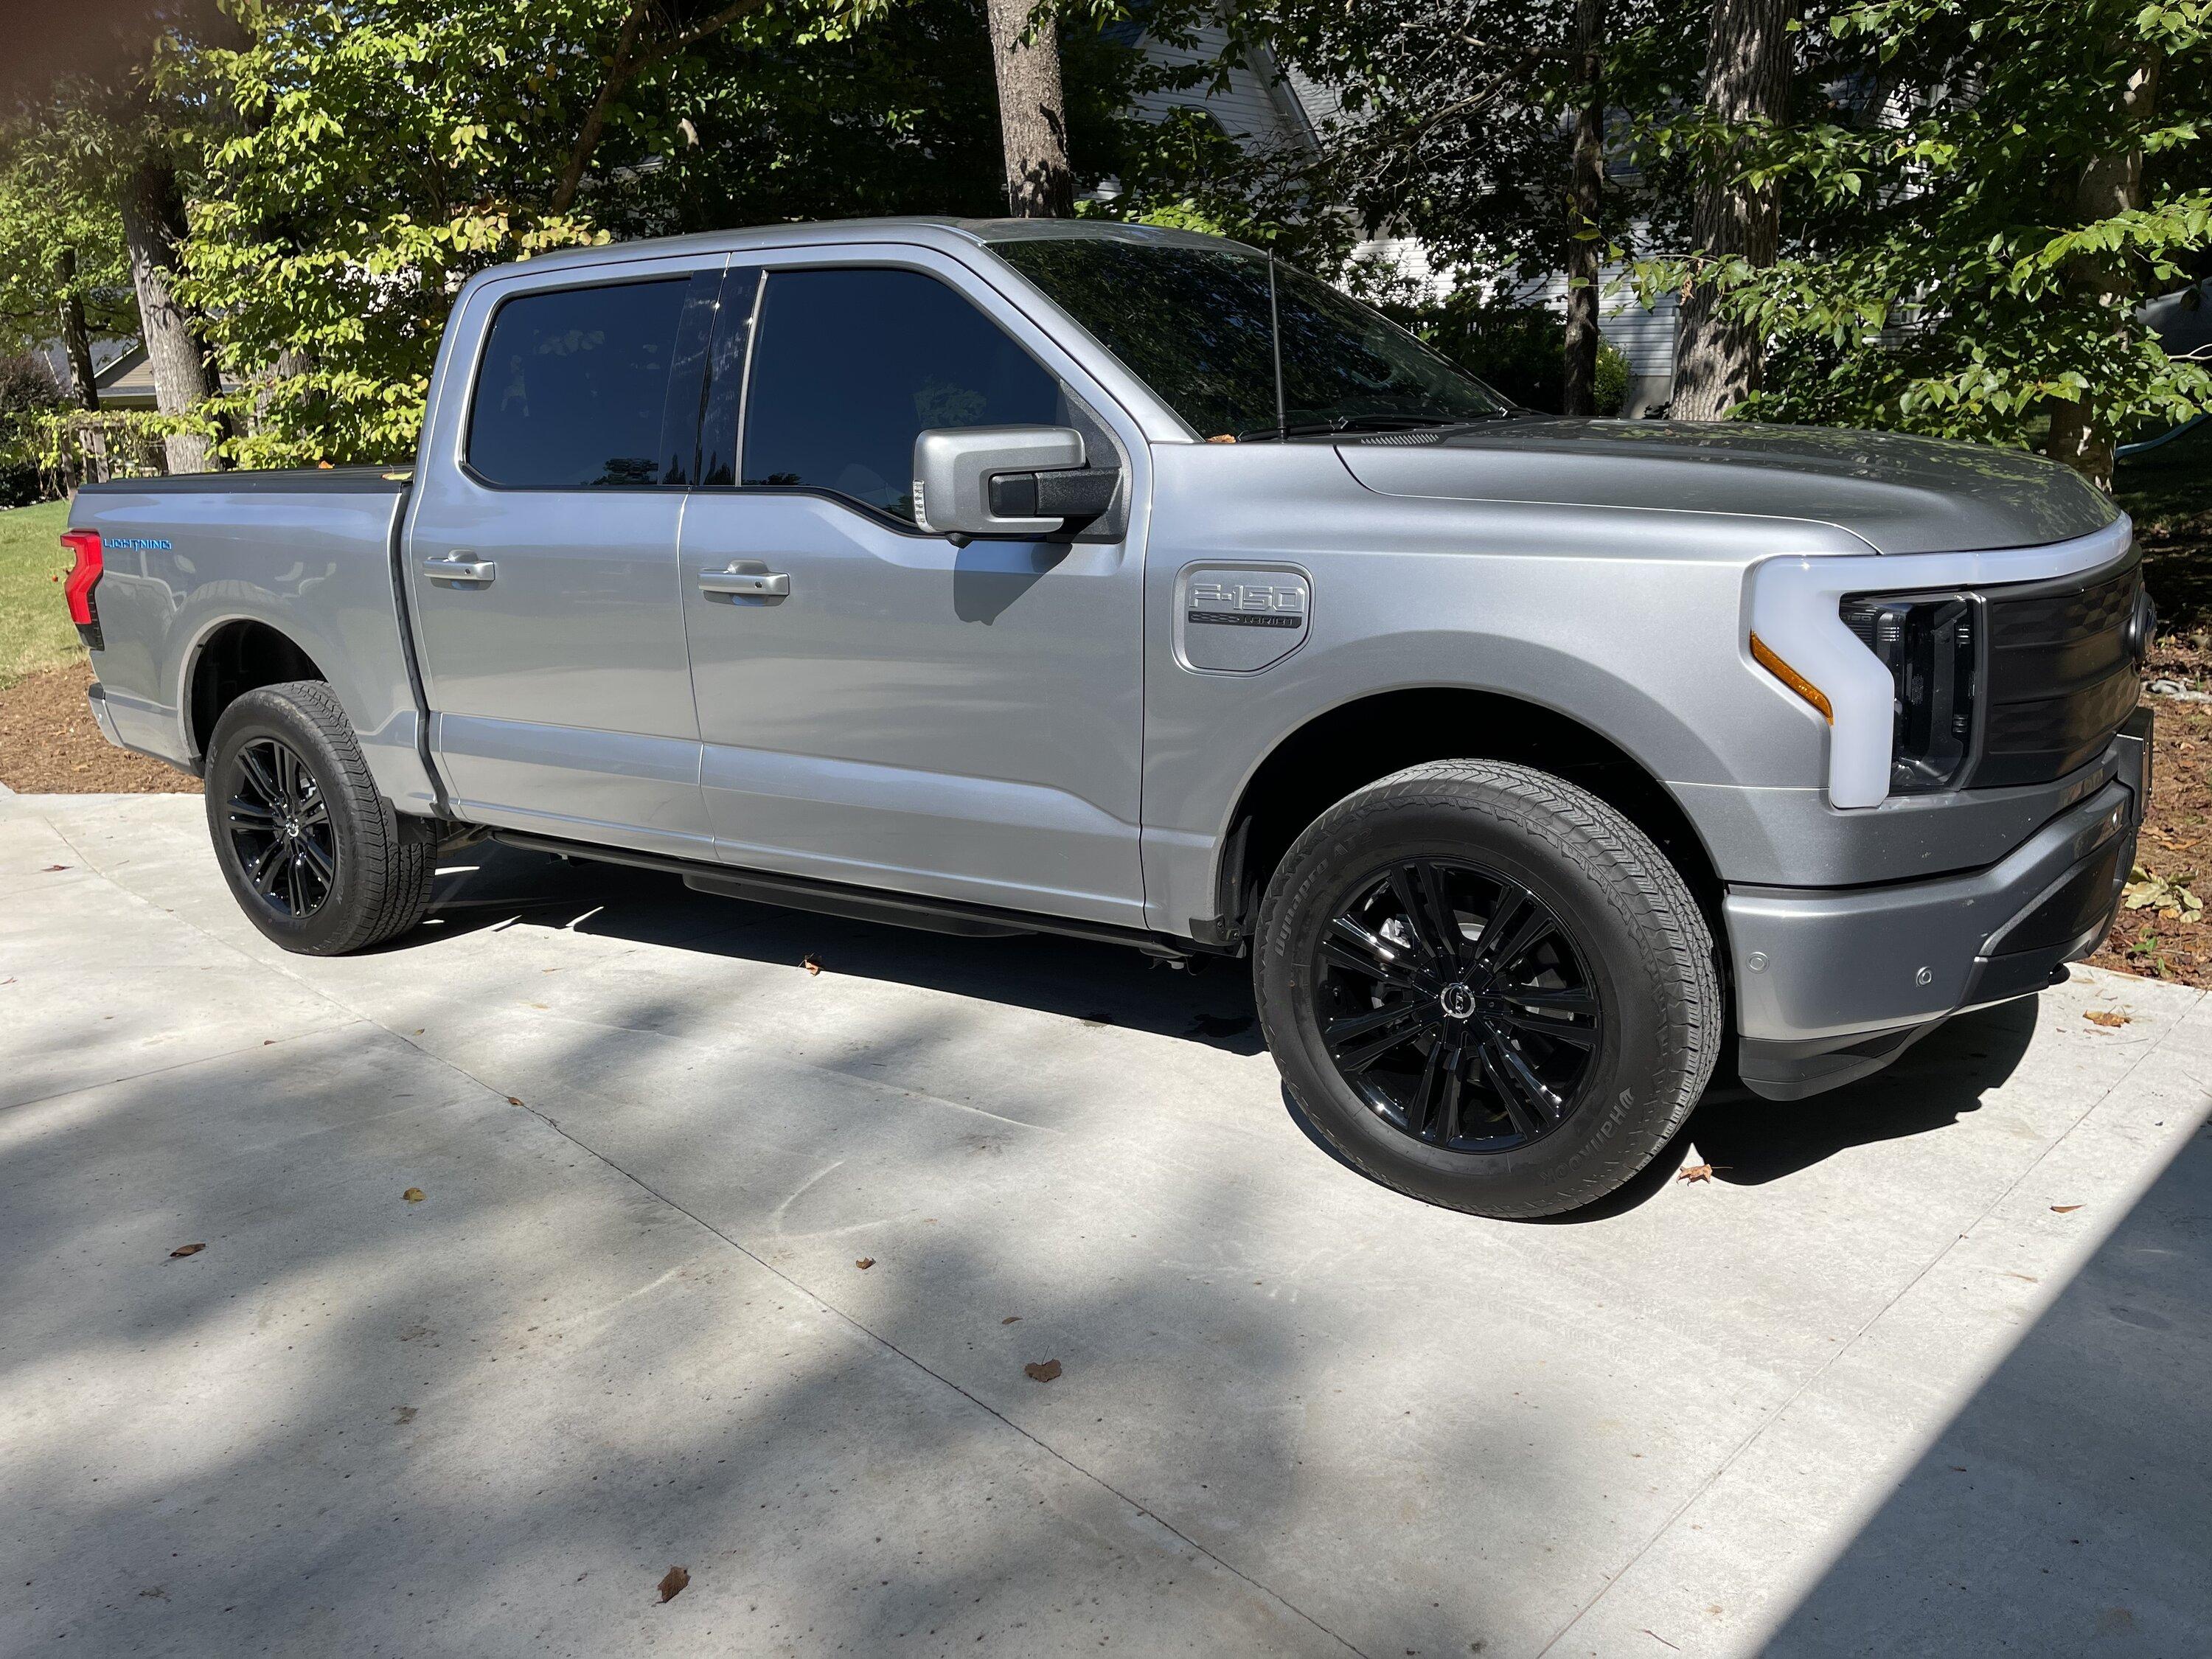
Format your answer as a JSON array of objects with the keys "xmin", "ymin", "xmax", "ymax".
[{"xmin": 913, "ymin": 425, "xmax": 1120, "ymax": 538}]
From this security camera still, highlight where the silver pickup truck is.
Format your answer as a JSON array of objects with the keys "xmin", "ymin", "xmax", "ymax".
[{"xmin": 65, "ymin": 218, "xmax": 2153, "ymax": 1217}]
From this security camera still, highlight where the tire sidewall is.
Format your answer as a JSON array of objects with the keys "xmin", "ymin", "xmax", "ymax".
[
  {"xmin": 1257, "ymin": 778, "xmax": 1698, "ymax": 1217},
  {"xmin": 204, "ymin": 688, "xmax": 381, "ymax": 955}
]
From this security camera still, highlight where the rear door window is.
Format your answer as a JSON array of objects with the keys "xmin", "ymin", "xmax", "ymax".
[
  {"xmin": 467, "ymin": 278, "xmax": 695, "ymax": 488},
  {"xmin": 739, "ymin": 267, "xmax": 1067, "ymax": 524}
]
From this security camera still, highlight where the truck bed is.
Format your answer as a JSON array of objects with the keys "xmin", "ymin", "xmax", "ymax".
[{"xmin": 69, "ymin": 467, "xmax": 440, "ymax": 814}]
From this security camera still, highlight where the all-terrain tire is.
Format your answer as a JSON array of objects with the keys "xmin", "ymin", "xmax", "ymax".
[
  {"xmin": 204, "ymin": 681, "xmax": 436, "ymax": 955},
  {"xmin": 1254, "ymin": 760, "xmax": 1721, "ymax": 1219}
]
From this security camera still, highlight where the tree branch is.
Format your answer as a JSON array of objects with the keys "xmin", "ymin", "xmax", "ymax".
[{"xmin": 548, "ymin": 0, "xmax": 772, "ymax": 216}]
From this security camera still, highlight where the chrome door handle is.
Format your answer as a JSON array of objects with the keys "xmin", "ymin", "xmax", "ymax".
[
  {"xmin": 699, "ymin": 566, "xmax": 790, "ymax": 597},
  {"xmin": 426, "ymin": 552, "xmax": 496, "ymax": 585}
]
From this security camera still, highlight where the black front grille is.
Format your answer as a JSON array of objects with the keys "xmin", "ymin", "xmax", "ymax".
[{"xmin": 1968, "ymin": 554, "xmax": 2143, "ymax": 789}]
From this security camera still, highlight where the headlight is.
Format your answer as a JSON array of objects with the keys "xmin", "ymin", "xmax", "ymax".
[{"xmin": 1838, "ymin": 591, "xmax": 1978, "ymax": 793}]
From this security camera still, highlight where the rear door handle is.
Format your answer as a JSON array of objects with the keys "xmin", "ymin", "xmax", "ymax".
[
  {"xmin": 426, "ymin": 552, "xmax": 496, "ymax": 585},
  {"xmin": 699, "ymin": 566, "xmax": 790, "ymax": 597}
]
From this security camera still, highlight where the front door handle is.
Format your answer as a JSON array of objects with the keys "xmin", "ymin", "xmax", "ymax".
[
  {"xmin": 699, "ymin": 566, "xmax": 790, "ymax": 597},
  {"xmin": 426, "ymin": 552, "xmax": 496, "ymax": 585}
]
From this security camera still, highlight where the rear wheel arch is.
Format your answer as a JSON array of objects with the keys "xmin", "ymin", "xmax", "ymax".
[
  {"xmin": 184, "ymin": 619, "xmax": 328, "ymax": 768},
  {"xmin": 1214, "ymin": 686, "xmax": 1726, "ymax": 947}
]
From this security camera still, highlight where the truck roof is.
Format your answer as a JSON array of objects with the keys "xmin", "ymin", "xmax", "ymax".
[{"xmin": 503, "ymin": 215, "xmax": 1254, "ymax": 277}]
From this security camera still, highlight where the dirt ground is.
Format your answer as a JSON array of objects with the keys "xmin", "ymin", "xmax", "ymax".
[
  {"xmin": 0, "ymin": 661, "xmax": 201, "ymax": 795},
  {"xmin": 2089, "ymin": 688, "xmax": 2211, "ymax": 987}
]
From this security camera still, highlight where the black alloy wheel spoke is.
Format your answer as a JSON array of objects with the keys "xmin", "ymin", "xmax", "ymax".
[
  {"xmin": 1329, "ymin": 1004, "xmax": 1439, "ymax": 1074},
  {"xmin": 227, "ymin": 737, "xmax": 336, "ymax": 922},
  {"xmin": 1406, "ymin": 1043, "xmax": 1467, "ymax": 1144},
  {"xmin": 296, "ymin": 832, "xmax": 337, "ymax": 884},
  {"xmin": 1479, "ymin": 1038, "xmax": 1561, "ymax": 1138},
  {"xmin": 250, "ymin": 838, "xmax": 287, "ymax": 894},
  {"xmin": 1386, "ymin": 863, "xmax": 1461, "ymax": 968},
  {"xmin": 1324, "ymin": 916, "xmax": 1428, "ymax": 991},
  {"xmin": 1474, "ymin": 888, "xmax": 1555, "ymax": 978},
  {"xmin": 238, "ymin": 745, "xmax": 283, "ymax": 808},
  {"xmin": 1312, "ymin": 855, "xmax": 1601, "ymax": 1155}
]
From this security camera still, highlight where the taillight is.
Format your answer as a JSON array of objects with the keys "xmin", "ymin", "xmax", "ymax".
[{"xmin": 61, "ymin": 529, "xmax": 104, "ymax": 650}]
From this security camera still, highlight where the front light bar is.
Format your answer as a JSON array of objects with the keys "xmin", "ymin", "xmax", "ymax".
[{"xmin": 1746, "ymin": 518, "xmax": 2135, "ymax": 809}]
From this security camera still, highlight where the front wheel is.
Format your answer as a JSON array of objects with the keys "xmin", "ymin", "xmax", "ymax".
[
  {"xmin": 204, "ymin": 681, "xmax": 436, "ymax": 955},
  {"xmin": 1254, "ymin": 760, "xmax": 1720, "ymax": 1219}
]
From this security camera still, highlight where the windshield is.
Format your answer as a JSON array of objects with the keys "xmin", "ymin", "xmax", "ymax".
[{"xmin": 987, "ymin": 237, "xmax": 1509, "ymax": 440}]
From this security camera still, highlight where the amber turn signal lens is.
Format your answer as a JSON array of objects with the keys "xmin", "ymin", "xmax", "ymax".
[{"xmin": 1750, "ymin": 632, "xmax": 1832, "ymax": 723}]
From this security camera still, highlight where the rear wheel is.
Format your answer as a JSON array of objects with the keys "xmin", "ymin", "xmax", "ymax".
[
  {"xmin": 1255, "ymin": 760, "xmax": 1719, "ymax": 1218},
  {"xmin": 204, "ymin": 681, "xmax": 435, "ymax": 955}
]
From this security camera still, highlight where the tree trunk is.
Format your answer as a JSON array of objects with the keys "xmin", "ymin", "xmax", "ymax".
[
  {"xmin": 1670, "ymin": 0, "xmax": 1795, "ymax": 421},
  {"xmin": 986, "ymin": 0, "xmax": 1073, "ymax": 217},
  {"xmin": 118, "ymin": 150, "xmax": 222, "ymax": 473},
  {"xmin": 1562, "ymin": 0, "xmax": 1608, "ymax": 417},
  {"xmin": 55, "ymin": 248, "xmax": 100, "ymax": 411},
  {"xmin": 2045, "ymin": 52, "xmax": 2161, "ymax": 490}
]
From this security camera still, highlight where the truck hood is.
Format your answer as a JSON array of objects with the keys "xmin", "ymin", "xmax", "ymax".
[{"xmin": 1335, "ymin": 418, "xmax": 2120, "ymax": 554}]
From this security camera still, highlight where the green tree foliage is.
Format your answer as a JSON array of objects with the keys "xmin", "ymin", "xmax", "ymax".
[
  {"xmin": 1635, "ymin": 0, "xmax": 2212, "ymax": 472},
  {"xmin": 1227, "ymin": 0, "xmax": 1697, "ymax": 284},
  {"xmin": 176, "ymin": 1, "xmax": 852, "ymax": 465},
  {"xmin": 174, "ymin": 0, "xmax": 1166, "ymax": 465},
  {"xmin": 0, "ymin": 114, "xmax": 136, "ymax": 373}
]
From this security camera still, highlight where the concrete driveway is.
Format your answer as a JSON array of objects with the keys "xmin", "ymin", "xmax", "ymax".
[{"xmin": 3, "ymin": 789, "xmax": 2208, "ymax": 1658}]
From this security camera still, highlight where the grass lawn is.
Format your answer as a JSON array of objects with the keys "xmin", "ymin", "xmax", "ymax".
[{"xmin": 0, "ymin": 499, "xmax": 78, "ymax": 693}]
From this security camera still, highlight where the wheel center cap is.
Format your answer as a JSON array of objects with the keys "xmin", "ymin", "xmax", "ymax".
[
  {"xmin": 284, "ymin": 821, "xmax": 299, "ymax": 838},
  {"xmin": 1438, "ymin": 982, "xmax": 1477, "ymax": 1020}
]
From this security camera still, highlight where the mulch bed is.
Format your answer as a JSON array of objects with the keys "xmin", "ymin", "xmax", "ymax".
[
  {"xmin": 2089, "ymin": 691, "xmax": 2211, "ymax": 987},
  {"xmin": 0, "ymin": 661, "xmax": 201, "ymax": 795}
]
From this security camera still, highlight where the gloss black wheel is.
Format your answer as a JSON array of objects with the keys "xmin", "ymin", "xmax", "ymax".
[
  {"xmin": 205, "ymin": 680, "xmax": 439, "ymax": 955},
  {"xmin": 1317, "ymin": 858, "xmax": 1602, "ymax": 1152},
  {"xmin": 1256, "ymin": 760, "xmax": 1720, "ymax": 1219},
  {"xmin": 224, "ymin": 737, "xmax": 338, "ymax": 920}
]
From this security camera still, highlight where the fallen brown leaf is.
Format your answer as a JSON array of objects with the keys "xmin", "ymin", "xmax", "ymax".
[
  {"xmin": 2051, "ymin": 1203, "xmax": 2085, "ymax": 1214},
  {"xmin": 506, "ymin": 1096, "xmax": 524, "ymax": 1106},
  {"xmin": 1023, "ymin": 1358, "xmax": 1062, "ymax": 1382},
  {"xmin": 169, "ymin": 1242, "xmax": 205, "ymax": 1258},
  {"xmin": 403, "ymin": 1188, "xmax": 425, "ymax": 1203},
  {"xmin": 1001, "ymin": 1315, "xmax": 1020, "ymax": 1325},
  {"xmin": 801, "ymin": 953, "xmax": 824, "ymax": 975},
  {"xmin": 855, "ymin": 1256, "xmax": 875, "ymax": 1270},
  {"xmin": 2084, "ymin": 1009, "xmax": 2132, "ymax": 1028},
  {"xmin": 41, "ymin": 863, "xmax": 69, "ymax": 872},
  {"xmin": 656, "ymin": 1565, "xmax": 689, "ymax": 1603},
  {"xmin": 1675, "ymin": 1164, "xmax": 1728, "ymax": 1183}
]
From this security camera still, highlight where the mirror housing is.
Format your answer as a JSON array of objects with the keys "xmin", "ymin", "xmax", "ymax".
[{"xmin": 913, "ymin": 426, "xmax": 1118, "ymax": 538}]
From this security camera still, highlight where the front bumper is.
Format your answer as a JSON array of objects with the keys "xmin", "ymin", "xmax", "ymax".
[{"xmin": 1728, "ymin": 706, "xmax": 2149, "ymax": 1099}]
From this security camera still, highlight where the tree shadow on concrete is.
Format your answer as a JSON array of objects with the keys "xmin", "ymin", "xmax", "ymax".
[
  {"xmin": 403, "ymin": 841, "xmax": 1269, "ymax": 1055},
  {"xmin": 0, "ymin": 968, "xmax": 1610, "ymax": 1658}
]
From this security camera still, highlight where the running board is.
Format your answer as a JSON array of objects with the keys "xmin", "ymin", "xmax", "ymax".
[{"xmin": 484, "ymin": 829, "xmax": 1204, "ymax": 960}]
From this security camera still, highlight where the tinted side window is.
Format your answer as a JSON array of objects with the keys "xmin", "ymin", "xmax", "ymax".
[
  {"xmin": 742, "ymin": 268, "xmax": 1065, "ymax": 523},
  {"xmin": 467, "ymin": 279, "xmax": 690, "ymax": 488}
]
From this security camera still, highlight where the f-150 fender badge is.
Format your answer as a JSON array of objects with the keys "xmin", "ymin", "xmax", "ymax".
[{"xmin": 1177, "ymin": 564, "xmax": 1311, "ymax": 673}]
